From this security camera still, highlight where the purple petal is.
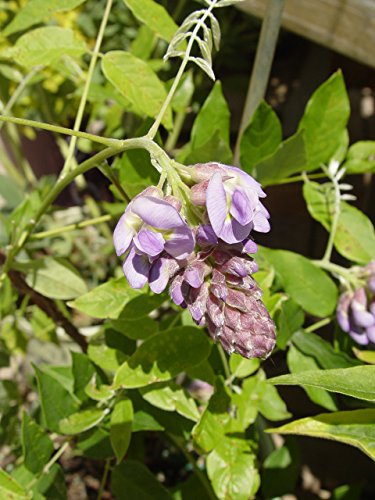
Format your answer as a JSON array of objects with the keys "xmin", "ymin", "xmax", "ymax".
[
  {"xmin": 242, "ymin": 238, "xmax": 258, "ymax": 254},
  {"xmin": 368, "ymin": 277, "xmax": 375, "ymax": 294},
  {"xmin": 184, "ymin": 262, "xmax": 207, "ymax": 288},
  {"xmin": 170, "ymin": 275, "xmax": 188, "ymax": 306},
  {"xmin": 222, "ymin": 164, "xmax": 266, "ymax": 197},
  {"xmin": 253, "ymin": 210, "xmax": 271, "ymax": 233},
  {"xmin": 149, "ymin": 256, "xmax": 179, "ymax": 294},
  {"xmin": 122, "ymin": 247, "xmax": 150, "ymax": 289},
  {"xmin": 187, "ymin": 283, "xmax": 209, "ymax": 323},
  {"xmin": 164, "ymin": 226, "xmax": 195, "ymax": 260},
  {"xmin": 131, "ymin": 196, "xmax": 186, "ymax": 230},
  {"xmin": 218, "ymin": 217, "xmax": 253, "ymax": 244},
  {"xmin": 197, "ymin": 224, "xmax": 218, "ymax": 247},
  {"xmin": 206, "ymin": 172, "xmax": 228, "ymax": 238},
  {"xmin": 191, "ymin": 181, "xmax": 209, "ymax": 206},
  {"xmin": 351, "ymin": 308, "xmax": 375, "ymax": 328},
  {"xmin": 230, "ymin": 188, "xmax": 255, "ymax": 226},
  {"xmin": 367, "ymin": 325, "xmax": 375, "ymax": 343},
  {"xmin": 113, "ymin": 211, "xmax": 136, "ymax": 256},
  {"xmin": 134, "ymin": 229, "xmax": 165, "ymax": 257},
  {"xmin": 349, "ymin": 328, "xmax": 369, "ymax": 346},
  {"xmin": 336, "ymin": 292, "xmax": 352, "ymax": 332}
]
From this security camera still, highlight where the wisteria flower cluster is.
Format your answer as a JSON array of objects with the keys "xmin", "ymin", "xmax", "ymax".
[
  {"xmin": 336, "ymin": 261, "xmax": 375, "ymax": 345},
  {"xmin": 114, "ymin": 163, "xmax": 276, "ymax": 359}
]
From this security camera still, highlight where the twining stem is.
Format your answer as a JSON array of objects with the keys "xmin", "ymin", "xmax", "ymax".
[
  {"xmin": 147, "ymin": 0, "xmax": 219, "ymax": 139},
  {"xmin": 26, "ymin": 441, "xmax": 70, "ymax": 490},
  {"xmin": 322, "ymin": 167, "xmax": 341, "ymax": 263},
  {"xmin": 313, "ymin": 260, "xmax": 359, "ymax": 289},
  {"xmin": 218, "ymin": 344, "xmax": 231, "ymax": 380},
  {"xmin": 0, "ymin": 115, "xmax": 117, "ymax": 147},
  {"xmin": 233, "ymin": 0, "xmax": 285, "ymax": 165},
  {"xmin": 60, "ymin": 0, "xmax": 113, "ymax": 177},
  {"xmin": 305, "ymin": 317, "xmax": 333, "ymax": 333},
  {"xmin": 97, "ymin": 458, "xmax": 111, "ymax": 500},
  {"xmin": 30, "ymin": 214, "xmax": 112, "ymax": 240}
]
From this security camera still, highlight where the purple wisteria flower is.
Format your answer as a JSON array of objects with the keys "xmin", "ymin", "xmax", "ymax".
[
  {"xmin": 336, "ymin": 261, "xmax": 375, "ymax": 345},
  {"xmin": 170, "ymin": 245, "xmax": 276, "ymax": 359},
  {"xmin": 113, "ymin": 187, "xmax": 195, "ymax": 293},
  {"xmin": 189, "ymin": 162, "xmax": 270, "ymax": 244}
]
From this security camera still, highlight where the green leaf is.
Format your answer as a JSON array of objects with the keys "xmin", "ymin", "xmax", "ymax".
[
  {"xmin": 180, "ymin": 129, "xmax": 233, "ymax": 165},
  {"xmin": 0, "ymin": 469, "xmax": 29, "ymax": 499},
  {"xmin": 256, "ymin": 132, "xmax": 306, "ymax": 185},
  {"xmin": 352, "ymin": 348, "xmax": 375, "ymax": 365},
  {"xmin": 131, "ymin": 25, "xmax": 156, "ymax": 60},
  {"xmin": 76, "ymin": 427, "xmax": 113, "ymax": 460},
  {"xmin": 262, "ymin": 439, "xmax": 300, "ymax": 499},
  {"xmin": 111, "ymin": 460, "xmax": 172, "ymax": 499},
  {"xmin": 229, "ymin": 354, "xmax": 260, "ymax": 379},
  {"xmin": 259, "ymin": 384, "xmax": 291, "ymax": 421},
  {"xmin": 240, "ymin": 100, "xmax": 282, "ymax": 174},
  {"xmin": 85, "ymin": 375, "xmax": 115, "ymax": 402},
  {"xmin": 71, "ymin": 352, "xmax": 95, "ymax": 402},
  {"xmin": 270, "ymin": 365, "xmax": 375, "ymax": 402},
  {"xmin": 268, "ymin": 409, "xmax": 375, "ymax": 461},
  {"xmin": 114, "ymin": 149, "xmax": 159, "ymax": 199},
  {"xmin": 68, "ymin": 277, "xmax": 140, "ymax": 319},
  {"xmin": 102, "ymin": 51, "xmax": 172, "ymax": 129},
  {"xmin": 0, "ymin": 175, "xmax": 23, "ymax": 209},
  {"xmin": 123, "ymin": 0, "xmax": 178, "ymax": 42},
  {"xmin": 303, "ymin": 180, "xmax": 375, "ymax": 264},
  {"xmin": 24, "ymin": 257, "xmax": 87, "ymax": 300},
  {"xmin": 191, "ymin": 81, "xmax": 230, "ymax": 151},
  {"xmin": 34, "ymin": 365, "xmax": 79, "ymax": 433},
  {"xmin": 59, "ymin": 408, "xmax": 107, "ymax": 435},
  {"xmin": 287, "ymin": 344, "xmax": 337, "ymax": 411},
  {"xmin": 170, "ymin": 71, "xmax": 194, "ymax": 113},
  {"xmin": 344, "ymin": 141, "xmax": 375, "ymax": 174},
  {"xmin": 298, "ymin": 71, "xmax": 350, "ymax": 169},
  {"xmin": 292, "ymin": 330, "xmax": 360, "ymax": 370},
  {"xmin": 3, "ymin": 0, "xmax": 87, "ymax": 36},
  {"xmin": 114, "ymin": 327, "xmax": 211, "ymax": 389},
  {"xmin": 21, "ymin": 412, "xmax": 54, "ymax": 475},
  {"xmin": 110, "ymin": 397, "xmax": 134, "ymax": 463},
  {"xmin": 192, "ymin": 377, "xmax": 232, "ymax": 452},
  {"xmin": 259, "ymin": 247, "xmax": 337, "ymax": 317},
  {"xmin": 274, "ymin": 298, "xmax": 304, "ymax": 350},
  {"xmin": 140, "ymin": 382, "xmax": 200, "ymax": 422},
  {"xmin": 206, "ymin": 436, "xmax": 260, "ymax": 500},
  {"xmin": 9, "ymin": 27, "xmax": 87, "ymax": 68}
]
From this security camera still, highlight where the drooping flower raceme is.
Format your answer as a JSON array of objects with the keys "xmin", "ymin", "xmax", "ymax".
[
  {"xmin": 113, "ymin": 162, "xmax": 276, "ymax": 360},
  {"xmin": 336, "ymin": 261, "xmax": 375, "ymax": 345},
  {"xmin": 113, "ymin": 187, "xmax": 195, "ymax": 293},
  {"xmin": 189, "ymin": 162, "xmax": 270, "ymax": 244}
]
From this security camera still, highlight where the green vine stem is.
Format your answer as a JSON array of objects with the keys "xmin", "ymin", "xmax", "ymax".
[
  {"xmin": 147, "ymin": 0, "xmax": 219, "ymax": 140},
  {"xmin": 233, "ymin": 0, "xmax": 285, "ymax": 165},
  {"xmin": 322, "ymin": 165, "xmax": 342, "ymax": 264},
  {"xmin": 313, "ymin": 260, "xmax": 360, "ymax": 290},
  {"xmin": 30, "ymin": 214, "xmax": 113, "ymax": 240},
  {"xmin": 60, "ymin": 0, "xmax": 113, "ymax": 177}
]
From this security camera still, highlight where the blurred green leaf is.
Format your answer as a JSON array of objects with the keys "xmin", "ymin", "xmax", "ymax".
[
  {"xmin": 32, "ymin": 464, "xmax": 66, "ymax": 500},
  {"xmin": 298, "ymin": 71, "xmax": 350, "ymax": 169},
  {"xmin": 8, "ymin": 27, "xmax": 87, "ymax": 68},
  {"xmin": 180, "ymin": 129, "xmax": 232, "ymax": 165},
  {"xmin": 271, "ymin": 364, "xmax": 375, "ymax": 402},
  {"xmin": 192, "ymin": 377, "xmax": 231, "ymax": 452},
  {"xmin": 0, "ymin": 175, "xmax": 23, "ymax": 209},
  {"xmin": 240, "ymin": 100, "xmax": 282, "ymax": 174},
  {"xmin": 131, "ymin": 25, "xmax": 156, "ymax": 60},
  {"xmin": 24, "ymin": 257, "xmax": 87, "ymax": 300},
  {"xmin": 102, "ymin": 51, "xmax": 172, "ymax": 129},
  {"xmin": 274, "ymin": 299, "xmax": 304, "ymax": 350},
  {"xmin": 303, "ymin": 180, "xmax": 375, "ymax": 264},
  {"xmin": 262, "ymin": 439, "xmax": 300, "ymax": 499},
  {"xmin": 3, "ymin": 0, "xmax": 87, "ymax": 36},
  {"xmin": 68, "ymin": 277, "xmax": 140, "ymax": 319},
  {"xmin": 114, "ymin": 149, "xmax": 159, "ymax": 199},
  {"xmin": 344, "ymin": 141, "xmax": 375, "ymax": 173},
  {"xmin": 34, "ymin": 365, "xmax": 79, "ymax": 433},
  {"xmin": 352, "ymin": 348, "xmax": 375, "ymax": 365},
  {"xmin": 59, "ymin": 408, "xmax": 107, "ymax": 435},
  {"xmin": 123, "ymin": 0, "xmax": 178, "ymax": 42},
  {"xmin": 111, "ymin": 460, "xmax": 172, "ymax": 499},
  {"xmin": 170, "ymin": 71, "xmax": 194, "ymax": 113},
  {"xmin": 71, "ymin": 352, "xmax": 96, "ymax": 402},
  {"xmin": 0, "ymin": 469, "xmax": 29, "ymax": 499},
  {"xmin": 112, "ymin": 317, "xmax": 159, "ymax": 340},
  {"xmin": 21, "ymin": 412, "xmax": 54, "ymax": 475},
  {"xmin": 269, "ymin": 409, "xmax": 375, "ymax": 461},
  {"xmin": 140, "ymin": 381, "xmax": 200, "ymax": 421},
  {"xmin": 287, "ymin": 344, "xmax": 338, "ymax": 411},
  {"xmin": 259, "ymin": 248, "xmax": 337, "ymax": 317},
  {"xmin": 110, "ymin": 397, "xmax": 133, "ymax": 463},
  {"xmin": 114, "ymin": 327, "xmax": 211, "ymax": 389},
  {"xmin": 206, "ymin": 436, "xmax": 260, "ymax": 500}
]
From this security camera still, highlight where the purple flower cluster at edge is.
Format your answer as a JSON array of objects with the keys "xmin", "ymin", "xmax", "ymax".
[
  {"xmin": 336, "ymin": 261, "xmax": 375, "ymax": 345},
  {"xmin": 113, "ymin": 163, "xmax": 276, "ymax": 359}
]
